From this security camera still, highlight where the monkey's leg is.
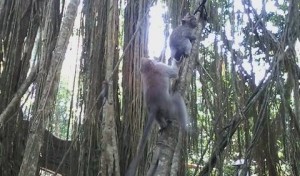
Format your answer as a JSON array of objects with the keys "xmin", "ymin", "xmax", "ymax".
[
  {"xmin": 171, "ymin": 92, "xmax": 189, "ymax": 131},
  {"xmin": 183, "ymin": 40, "xmax": 192, "ymax": 57}
]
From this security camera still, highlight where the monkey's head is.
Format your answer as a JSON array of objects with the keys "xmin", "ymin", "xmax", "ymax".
[
  {"xmin": 182, "ymin": 13, "xmax": 197, "ymax": 28},
  {"xmin": 140, "ymin": 57, "xmax": 155, "ymax": 73}
]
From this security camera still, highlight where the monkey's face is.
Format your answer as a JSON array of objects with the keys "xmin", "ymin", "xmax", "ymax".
[
  {"xmin": 189, "ymin": 17, "xmax": 197, "ymax": 28},
  {"xmin": 182, "ymin": 14, "xmax": 197, "ymax": 28}
]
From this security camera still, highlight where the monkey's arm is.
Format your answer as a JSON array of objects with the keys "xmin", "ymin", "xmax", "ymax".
[
  {"xmin": 182, "ymin": 30, "xmax": 196, "ymax": 42},
  {"xmin": 187, "ymin": 32, "xmax": 196, "ymax": 42}
]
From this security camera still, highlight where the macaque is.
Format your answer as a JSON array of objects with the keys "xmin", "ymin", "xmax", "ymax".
[
  {"xmin": 169, "ymin": 13, "xmax": 197, "ymax": 62},
  {"xmin": 125, "ymin": 57, "xmax": 188, "ymax": 176}
]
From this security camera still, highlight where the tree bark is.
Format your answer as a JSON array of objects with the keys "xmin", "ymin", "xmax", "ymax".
[
  {"xmin": 0, "ymin": 65, "xmax": 38, "ymax": 127},
  {"xmin": 147, "ymin": 1, "xmax": 207, "ymax": 175},
  {"xmin": 120, "ymin": 0, "xmax": 150, "ymax": 175},
  {"xmin": 99, "ymin": 0, "xmax": 121, "ymax": 175},
  {"xmin": 77, "ymin": 0, "xmax": 110, "ymax": 174},
  {"xmin": 18, "ymin": 0, "xmax": 79, "ymax": 175},
  {"xmin": 0, "ymin": 0, "xmax": 42, "ymax": 175}
]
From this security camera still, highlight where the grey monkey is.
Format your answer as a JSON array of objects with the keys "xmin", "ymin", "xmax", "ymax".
[
  {"xmin": 169, "ymin": 13, "xmax": 197, "ymax": 62},
  {"xmin": 125, "ymin": 57, "xmax": 188, "ymax": 176}
]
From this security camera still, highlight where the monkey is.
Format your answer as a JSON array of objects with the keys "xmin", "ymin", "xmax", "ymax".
[
  {"xmin": 169, "ymin": 13, "xmax": 197, "ymax": 63},
  {"xmin": 125, "ymin": 57, "xmax": 189, "ymax": 176}
]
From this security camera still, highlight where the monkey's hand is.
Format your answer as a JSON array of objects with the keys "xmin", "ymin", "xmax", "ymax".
[
  {"xmin": 177, "ymin": 56, "xmax": 185, "ymax": 64},
  {"xmin": 168, "ymin": 58, "xmax": 182, "ymax": 70}
]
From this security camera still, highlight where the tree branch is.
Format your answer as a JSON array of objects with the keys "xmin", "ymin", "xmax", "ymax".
[{"xmin": 0, "ymin": 65, "xmax": 38, "ymax": 127}]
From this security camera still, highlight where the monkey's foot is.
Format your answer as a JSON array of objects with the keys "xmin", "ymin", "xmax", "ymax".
[{"xmin": 158, "ymin": 120, "xmax": 172, "ymax": 133}]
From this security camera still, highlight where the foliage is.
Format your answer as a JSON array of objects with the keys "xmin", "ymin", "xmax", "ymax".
[{"xmin": 50, "ymin": 78, "xmax": 72, "ymax": 139}]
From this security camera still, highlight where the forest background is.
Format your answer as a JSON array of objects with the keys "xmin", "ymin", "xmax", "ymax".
[{"xmin": 0, "ymin": 0, "xmax": 300, "ymax": 175}]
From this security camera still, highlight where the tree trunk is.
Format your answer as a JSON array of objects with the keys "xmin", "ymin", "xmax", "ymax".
[
  {"xmin": 0, "ymin": 0, "xmax": 43, "ymax": 175},
  {"xmin": 77, "ymin": 0, "xmax": 109, "ymax": 175},
  {"xmin": 99, "ymin": 0, "xmax": 121, "ymax": 175},
  {"xmin": 18, "ymin": 0, "xmax": 79, "ymax": 175},
  {"xmin": 120, "ymin": 0, "xmax": 150, "ymax": 175},
  {"xmin": 147, "ymin": 1, "xmax": 207, "ymax": 175}
]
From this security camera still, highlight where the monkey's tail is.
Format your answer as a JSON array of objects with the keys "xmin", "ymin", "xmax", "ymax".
[
  {"xmin": 125, "ymin": 115, "xmax": 155, "ymax": 176},
  {"xmin": 172, "ymin": 92, "xmax": 189, "ymax": 131}
]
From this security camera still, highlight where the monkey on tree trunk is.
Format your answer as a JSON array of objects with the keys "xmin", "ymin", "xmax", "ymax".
[
  {"xmin": 125, "ymin": 57, "xmax": 189, "ymax": 176},
  {"xmin": 169, "ymin": 13, "xmax": 197, "ymax": 63}
]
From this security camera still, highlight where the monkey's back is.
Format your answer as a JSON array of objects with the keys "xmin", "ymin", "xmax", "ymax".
[
  {"xmin": 169, "ymin": 25, "xmax": 191, "ymax": 47},
  {"xmin": 144, "ymin": 74, "xmax": 169, "ymax": 97},
  {"xmin": 169, "ymin": 25, "xmax": 195, "ymax": 60},
  {"xmin": 142, "ymin": 72, "xmax": 171, "ymax": 110}
]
